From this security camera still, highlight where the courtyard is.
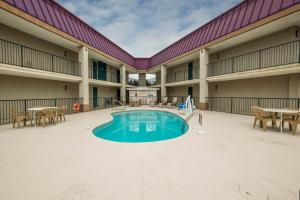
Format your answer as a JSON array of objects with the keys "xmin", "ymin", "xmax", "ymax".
[{"xmin": 0, "ymin": 108, "xmax": 299, "ymax": 200}]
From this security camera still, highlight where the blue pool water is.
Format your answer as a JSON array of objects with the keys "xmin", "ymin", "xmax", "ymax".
[{"xmin": 93, "ymin": 110, "xmax": 188, "ymax": 143}]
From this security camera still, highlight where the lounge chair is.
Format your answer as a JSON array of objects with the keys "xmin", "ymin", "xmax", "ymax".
[
  {"xmin": 284, "ymin": 111, "xmax": 300, "ymax": 135},
  {"xmin": 149, "ymin": 100, "xmax": 156, "ymax": 107},
  {"xmin": 166, "ymin": 102, "xmax": 172, "ymax": 108},
  {"xmin": 251, "ymin": 106, "xmax": 277, "ymax": 131},
  {"xmin": 10, "ymin": 109, "xmax": 32, "ymax": 128},
  {"xmin": 169, "ymin": 97, "xmax": 178, "ymax": 108},
  {"xmin": 160, "ymin": 97, "xmax": 168, "ymax": 107}
]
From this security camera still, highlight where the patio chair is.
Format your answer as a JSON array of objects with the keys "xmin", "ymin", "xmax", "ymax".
[
  {"xmin": 57, "ymin": 105, "xmax": 67, "ymax": 122},
  {"xmin": 284, "ymin": 112, "xmax": 300, "ymax": 135},
  {"xmin": 129, "ymin": 100, "xmax": 134, "ymax": 107},
  {"xmin": 251, "ymin": 106, "xmax": 276, "ymax": 131},
  {"xmin": 10, "ymin": 109, "xmax": 32, "ymax": 128},
  {"xmin": 282, "ymin": 112, "xmax": 297, "ymax": 128},
  {"xmin": 171, "ymin": 97, "xmax": 178, "ymax": 107},
  {"xmin": 149, "ymin": 100, "xmax": 156, "ymax": 107},
  {"xmin": 160, "ymin": 97, "xmax": 168, "ymax": 107},
  {"xmin": 41, "ymin": 108, "xmax": 56, "ymax": 127},
  {"xmin": 166, "ymin": 102, "xmax": 172, "ymax": 108}
]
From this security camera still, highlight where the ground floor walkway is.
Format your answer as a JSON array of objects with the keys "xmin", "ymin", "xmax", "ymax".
[{"xmin": 0, "ymin": 107, "xmax": 299, "ymax": 200}]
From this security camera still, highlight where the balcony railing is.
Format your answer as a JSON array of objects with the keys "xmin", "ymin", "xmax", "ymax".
[
  {"xmin": 89, "ymin": 69, "xmax": 120, "ymax": 83},
  {"xmin": 207, "ymin": 97, "xmax": 300, "ymax": 115},
  {"xmin": 89, "ymin": 97, "xmax": 119, "ymax": 110},
  {"xmin": 146, "ymin": 78, "xmax": 156, "ymax": 86},
  {"xmin": 128, "ymin": 77, "xmax": 138, "ymax": 86},
  {"xmin": 0, "ymin": 98, "xmax": 83, "ymax": 125},
  {"xmin": 0, "ymin": 39, "xmax": 81, "ymax": 76},
  {"xmin": 208, "ymin": 40, "xmax": 300, "ymax": 77},
  {"xmin": 166, "ymin": 67, "xmax": 199, "ymax": 83}
]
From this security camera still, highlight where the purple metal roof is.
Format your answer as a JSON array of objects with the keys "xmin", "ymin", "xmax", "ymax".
[
  {"xmin": 3, "ymin": 0, "xmax": 300, "ymax": 70},
  {"xmin": 149, "ymin": 0, "xmax": 300, "ymax": 67}
]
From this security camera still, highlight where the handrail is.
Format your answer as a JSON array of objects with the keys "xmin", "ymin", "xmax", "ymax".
[
  {"xmin": 112, "ymin": 99, "xmax": 126, "ymax": 111},
  {"xmin": 184, "ymin": 111, "xmax": 202, "ymax": 125},
  {"xmin": 0, "ymin": 38, "xmax": 81, "ymax": 76},
  {"xmin": 208, "ymin": 40, "xmax": 300, "ymax": 65},
  {"xmin": 207, "ymin": 40, "xmax": 300, "ymax": 77}
]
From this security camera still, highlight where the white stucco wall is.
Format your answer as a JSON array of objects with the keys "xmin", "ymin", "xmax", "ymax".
[
  {"xmin": 0, "ymin": 74, "xmax": 79, "ymax": 100},
  {"xmin": 89, "ymin": 85, "xmax": 118, "ymax": 98},
  {"xmin": 0, "ymin": 23, "xmax": 78, "ymax": 61},
  {"xmin": 208, "ymin": 75, "xmax": 291, "ymax": 98},
  {"xmin": 209, "ymin": 27, "xmax": 299, "ymax": 62},
  {"xmin": 167, "ymin": 84, "xmax": 199, "ymax": 97}
]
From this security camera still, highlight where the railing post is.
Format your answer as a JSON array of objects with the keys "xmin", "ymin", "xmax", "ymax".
[
  {"xmin": 259, "ymin": 50, "xmax": 262, "ymax": 68},
  {"xmin": 21, "ymin": 46, "xmax": 23, "ymax": 67},
  {"xmin": 52, "ymin": 55, "xmax": 54, "ymax": 72},
  {"xmin": 54, "ymin": 99, "xmax": 57, "ymax": 107},
  {"xmin": 24, "ymin": 99, "xmax": 27, "ymax": 113},
  {"xmin": 231, "ymin": 58, "xmax": 234, "ymax": 73},
  {"xmin": 298, "ymin": 99, "xmax": 300, "ymax": 109},
  {"xmin": 298, "ymin": 41, "xmax": 300, "ymax": 63},
  {"xmin": 230, "ymin": 98, "xmax": 233, "ymax": 114}
]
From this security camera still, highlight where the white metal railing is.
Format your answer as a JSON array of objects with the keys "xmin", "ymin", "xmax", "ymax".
[
  {"xmin": 112, "ymin": 99, "xmax": 126, "ymax": 111},
  {"xmin": 184, "ymin": 95, "xmax": 202, "ymax": 125}
]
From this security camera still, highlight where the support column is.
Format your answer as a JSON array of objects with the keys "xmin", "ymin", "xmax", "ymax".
[
  {"xmin": 79, "ymin": 46, "xmax": 89, "ymax": 112},
  {"xmin": 160, "ymin": 65, "xmax": 166, "ymax": 97},
  {"xmin": 139, "ymin": 73, "xmax": 146, "ymax": 86},
  {"xmin": 120, "ymin": 65, "xmax": 126, "ymax": 103},
  {"xmin": 199, "ymin": 49, "xmax": 209, "ymax": 110}
]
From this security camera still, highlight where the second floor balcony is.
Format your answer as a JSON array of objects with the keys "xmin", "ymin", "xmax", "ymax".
[
  {"xmin": 89, "ymin": 68, "xmax": 120, "ymax": 83},
  {"xmin": 146, "ymin": 78, "xmax": 157, "ymax": 86},
  {"xmin": 128, "ymin": 77, "xmax": 138, "ymax": 86},
  {"xmin": 208, "ymin": 40, "xmax": 300, "ymax": 77},
  {"xmin": 0, "ymin": 39, "xmax": 81, "ymax": 76},
  {"xmin": 166, "ymin": 67, "xmax": 199, "ymax": 83}
]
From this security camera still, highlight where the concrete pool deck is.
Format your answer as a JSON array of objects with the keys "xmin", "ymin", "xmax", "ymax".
[{"xmin": 0, "ymin": 107, "xmax": 299, "ymax": 200}]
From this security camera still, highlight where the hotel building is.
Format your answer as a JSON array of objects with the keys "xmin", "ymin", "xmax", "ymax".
[{"xmin": 1, "ymin": 0, "xmax": 300, "ymax": 124}]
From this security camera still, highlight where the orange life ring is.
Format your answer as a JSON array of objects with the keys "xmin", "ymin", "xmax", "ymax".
[{"xmin": 72, "ymin": 103, "xmax": 80, "ymax": 112}]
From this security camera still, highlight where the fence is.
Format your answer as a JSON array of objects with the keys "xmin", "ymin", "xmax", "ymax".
[
  {"xmin": 89, "ymin": 97, "xmax": 120, "ymax": 110},
  {"xmin": 207, "ymin": 97, "xmax": 300, "ymax": 115},
  {"xmin": 0, "ymin": 39, "xmax": 81, "ymax": 76},
  {"xmin": 208, "ymin": 40, "xmax": 300, "ymax": 76},
  {"xmin": 0, "ymin": 98, "xmax": 83, "ymax": 125},
  {"xmin": 166, "ymin": 67, "xmax": 199, "ymax": 83}
]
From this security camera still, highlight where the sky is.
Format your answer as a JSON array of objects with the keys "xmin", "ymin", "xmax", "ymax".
[{"xmin": 58, "ymin": 0, "xmax": 240, "ymax": 58}]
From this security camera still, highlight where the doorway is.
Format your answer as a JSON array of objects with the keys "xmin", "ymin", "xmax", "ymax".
[
  {"xmin": 188, "ymin": 86, "xmax": 193, "ymax": 97},
  {"xmin": 93, "ymin": 87, "xmax": 98, "ymax": 108},
  {"xmin": 117, "ymin": 88, "xmax": 120, "ymax": 101}
]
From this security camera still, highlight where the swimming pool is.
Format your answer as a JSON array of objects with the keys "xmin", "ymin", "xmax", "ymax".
[{"xmin": 93, "ymin": 110, "xmax": 188, "ymax": 143}]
